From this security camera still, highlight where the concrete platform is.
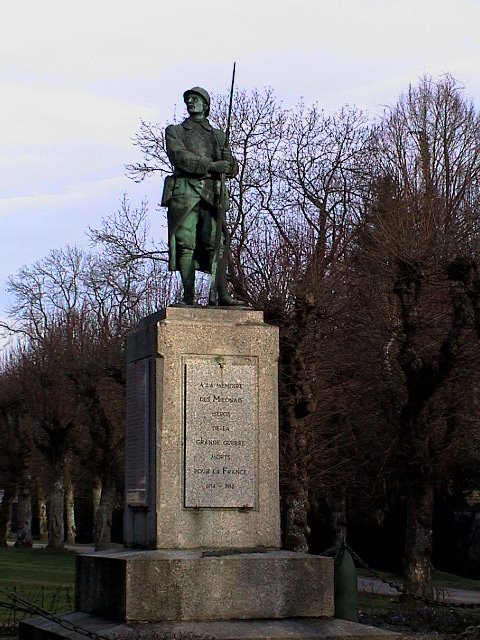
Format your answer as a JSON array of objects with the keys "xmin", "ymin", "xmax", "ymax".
[
  {"xmin": 75, "ymin": 549, "xmax": 334, "ymax": 621},
  {"xmin": 20, "ymin": 612, "xmax": 403, "ymax": 640}
]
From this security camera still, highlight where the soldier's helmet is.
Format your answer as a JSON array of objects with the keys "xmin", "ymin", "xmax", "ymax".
[{"xmin": 183, "ymin": 86, "xmax": 210, "ymax": 116}]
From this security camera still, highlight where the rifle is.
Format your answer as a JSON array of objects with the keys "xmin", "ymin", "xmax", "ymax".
[{"xmin": 212, "ymin": 62, "xmax": 236, "ymax": 295}]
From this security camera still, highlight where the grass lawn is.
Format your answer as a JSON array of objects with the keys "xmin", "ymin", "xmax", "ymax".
[
  {"xmin": 0, "ymin": 547, "xmax": 76, "ymax": 629},
  {"xmin": 432, "ymin": 570, "xmax": 480, "ymax": 591}
]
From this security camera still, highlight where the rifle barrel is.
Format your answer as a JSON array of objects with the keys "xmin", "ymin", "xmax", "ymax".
[
  {"xmin": 225, "ymin": 62, "xmax": 236, "ymax": 146},
  {"xmin": 212, "ymin": 62, "xmax": 236, "ymax": 296}
]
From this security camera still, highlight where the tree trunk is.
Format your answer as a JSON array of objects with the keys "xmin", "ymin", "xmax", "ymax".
[
  {"xmin": 94, "ymin": 475, "xmax": 116, "ymax": 550},
  {"xmin": 64, "ymin": 463, "xmax": 76, "ymax": 544},
  {"xmin": 330, "ymin": 488, "xmax": 347, "ymax": 547},
  {"xmin": 0, "ymin": 486, "xmax": 15, "ymax": 547},
  {"xmin": 6, "ymin": 498, "xmax": 13, "ymax": 540},
  {"xmin": 47, "ymin": 455, "xmax": 65, "ymax": 549},
  {"xmin": 283, "ymin": 488, "xmax": 310, "ymax": 552},
  {"xmin": 278, "ymin": 299, "xmax": 316, "ymax": 554},
  {"xmin": 38, "ymin": 496, "xmax": 48, "ymax": 543},
  {"xmin": 92, "ymin": 476, "xmax": 102, "ymax": 527},
  {"xmin": 14, "ymin": 463, "xmax": 32, "ymax": 547},
  {"xmin": 403, "ymin": 477, "xmax": 434, "ymax": 597},
  {"xmin": 282, "ymin": 420, "xmax": 312, "ymax": 552}
]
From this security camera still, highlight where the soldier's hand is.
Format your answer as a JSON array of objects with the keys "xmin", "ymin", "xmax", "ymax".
[
  {"xmin": 210, "ymin": 160, "xmax": 231, "ymax": 174},
  {"xmin": 221, "ymin": 148, "xmax": 232, "ymax": 161}
]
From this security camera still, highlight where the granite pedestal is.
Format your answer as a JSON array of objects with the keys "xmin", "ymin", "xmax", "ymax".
[{"xmin": 124, "ymin": 307, "xmax": 281, "ymax": 550}]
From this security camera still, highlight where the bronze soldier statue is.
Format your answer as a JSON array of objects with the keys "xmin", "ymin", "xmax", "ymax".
[{"xmin": 162, "ymin": 86, "xmax": 243, "ymax": 306}]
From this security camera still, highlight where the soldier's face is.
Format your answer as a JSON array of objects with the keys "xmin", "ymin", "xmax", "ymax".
[{"xmin": 185, "ymin": 93, "xmax": 207, "ymax": 117}]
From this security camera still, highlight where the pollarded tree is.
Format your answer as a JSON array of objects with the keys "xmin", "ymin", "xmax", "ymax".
[
  {"xmin": 63, "ymin": 294, "xmax": 126, "ymax": 550},
  {"xmin": 4, "ymin": 234, "xmax": 174, "ymax": 549},
  {"xmin": 0, "ymin": 352, "xmax": 34, "ymax": 547},
  {"xmin": 268, "ymin": 103, "xmax": 372, "ymax": 550},
  {"xmin": 353, "ymin": 75, "xmax": 480, "ymax": 596},
  {"xmin": 21, "ymin": 328, "xmax": 81, "ymax": 549},
  {"xmin": 5, "ymin": 247, "xmax": 93, "ymax": 548},
  {"xmin": 0, "ymin": 351, "xmax": 55, "ymax": 547}
]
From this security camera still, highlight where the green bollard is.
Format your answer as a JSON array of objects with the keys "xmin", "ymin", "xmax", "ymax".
[{"xmin": 334, "ymin": 546, "xmax": 359, "ymax": 622}]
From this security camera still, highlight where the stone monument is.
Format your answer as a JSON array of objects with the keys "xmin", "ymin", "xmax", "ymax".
[
  {"xmin": 21, "ymin": 307, "xmax": 398, "ymax": 640},
  {"xmin": 20, "ymin": 84, "xmax": 398, "ymax": 640}
]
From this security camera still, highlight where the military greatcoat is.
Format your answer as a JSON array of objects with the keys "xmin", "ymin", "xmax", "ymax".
[{"xmin": 163, "ymin": 117, "xmax": 238, "ymax": 273}]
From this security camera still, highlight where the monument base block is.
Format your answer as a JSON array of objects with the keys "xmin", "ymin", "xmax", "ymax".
[
  {"xmin": 20, "ymin": 613, "xmax": 402, "ymax": 640},
  {"xmin": 75, "ymin": 549, "xmax": 334, "ymax": 622}
]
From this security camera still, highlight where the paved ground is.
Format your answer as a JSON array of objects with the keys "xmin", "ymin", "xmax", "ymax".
[
  {"xmin": 65, "ymin": 544, "xmax": 95, "ymax": 553},
  {"xmin": 358, "ymin": 575, "xmax": 480, "ymax": 604}
]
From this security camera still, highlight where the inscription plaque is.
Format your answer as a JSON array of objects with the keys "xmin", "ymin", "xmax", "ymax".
[
  {"xmin": 184, "ymin": 357, "xmax": 258, "ymax": 508},
  {"xmin": 126, "ymin": 358, "xmax": 150, "ymax": 506}
]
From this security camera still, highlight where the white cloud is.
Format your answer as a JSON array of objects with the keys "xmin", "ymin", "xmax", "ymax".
[
  {"xmin": 0, "ymin": 175, "xmax": 128, "ymax": 216},
  {"xmin": 0, "ymin": 83, "xmax": 156, "ymax": 147}
]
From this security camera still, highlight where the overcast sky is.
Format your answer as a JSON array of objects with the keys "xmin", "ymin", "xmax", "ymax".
[{"xmin": 2, "ymin": 0, "xmax": 480, "ymax": 323}]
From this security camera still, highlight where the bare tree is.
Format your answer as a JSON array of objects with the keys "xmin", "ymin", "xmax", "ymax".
[
  {"xmin": 0, "ymin": 351, "xmax": 36, "ymax": 547},
  {"xmin": 352, "ymin": 75, "xmax": 480, "ymax": 595},
  {"xmin": 88, "ymin": 197, "xmax": 179, "ymax": 309},
  {"xmin": 5, "ymin": 247, "xmax": 122, "ymax": 548}
]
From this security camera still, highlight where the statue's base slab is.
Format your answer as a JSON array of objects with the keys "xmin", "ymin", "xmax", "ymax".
[
  {"xmin": 75, "ymin": 549, "xmax": 333, "ymax": 621},
  {"xmin": 20, "ymin": 612, "xmax": 401, "ymax": 640}
]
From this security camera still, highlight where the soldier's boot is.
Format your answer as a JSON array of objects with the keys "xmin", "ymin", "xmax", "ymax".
[
  {"xmin": 209, "ymin": 255, "xmax": 245, "ymax": 307},
  {"xmin": 178, "ymin": 255, "xmax": 195, "ymax": 305}
]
